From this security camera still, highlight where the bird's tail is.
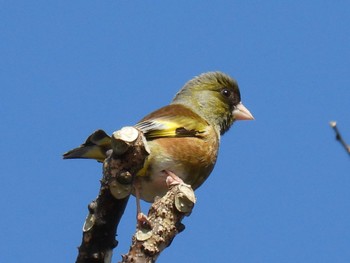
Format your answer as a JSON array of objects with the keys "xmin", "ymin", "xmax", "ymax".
[{"xmin": 63, "ymin": 129, "xmax": 111, "ymax": 163}]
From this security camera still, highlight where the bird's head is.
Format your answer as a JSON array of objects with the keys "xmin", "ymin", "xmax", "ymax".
[{"xmin": 172, "ymin": 71, "xmax": 254, "ymax": 135}]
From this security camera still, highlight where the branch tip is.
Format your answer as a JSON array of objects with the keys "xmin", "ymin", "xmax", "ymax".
[{"xmin": 329, "ymin": 121, "xmax": 350, "ymax": 155}]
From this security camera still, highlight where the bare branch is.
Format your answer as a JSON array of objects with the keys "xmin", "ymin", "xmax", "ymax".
[
  {"xmin": 120, "ymin": 184, "xmax": 195, "ymax": 263},
  {"xmin": 75, "ymin": 127, "xmax": 195, "ymax": 263},
  {"xmin": 76, "ymin": 127, "xmax": 149, "ymax": 263},
  {"xmin": 329, "ymin": 121, "xmax": 350, "ymax": 155}
]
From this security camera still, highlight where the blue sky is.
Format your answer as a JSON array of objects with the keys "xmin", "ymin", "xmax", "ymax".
[{"xmin": 1, "ymin": 1, "xmax": 350, "ymax": 262}]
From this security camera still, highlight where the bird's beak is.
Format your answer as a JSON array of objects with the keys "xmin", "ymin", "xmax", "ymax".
[{"xmin": 233, "ymin": 102, "xmax": 254, "ymax": 120}]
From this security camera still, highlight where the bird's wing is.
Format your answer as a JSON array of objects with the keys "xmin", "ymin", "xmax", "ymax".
[
  {"xmin": 62, "ymin": 105, "xmax": 209, "ymax": 161},
  {"xmin": 135, "ymin": 105, "xmax": 209, "ymax": 140}
]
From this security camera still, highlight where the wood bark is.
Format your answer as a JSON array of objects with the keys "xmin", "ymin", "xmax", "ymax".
[{"xmin": 75, "ymin": 127, "xmax": 195, "ymax": 263}]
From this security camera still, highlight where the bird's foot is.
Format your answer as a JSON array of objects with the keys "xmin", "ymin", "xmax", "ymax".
[
  {"xmin": 134, "ymin": 181, "xmax": 151, "ymax": 228},
  {"xmin": 163, "ymin": 170, "xmax": 186, "ymax": 187}
]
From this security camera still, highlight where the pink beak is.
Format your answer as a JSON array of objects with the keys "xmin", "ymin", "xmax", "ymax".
[{"xmin": 233, "ymin": 102, "xmax": 254, "ymax": 120}]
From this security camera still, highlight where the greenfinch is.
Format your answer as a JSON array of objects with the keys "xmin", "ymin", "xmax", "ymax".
[{"xmin": 63, "ymin": 71, "xmax": 254, "ymax": 202}]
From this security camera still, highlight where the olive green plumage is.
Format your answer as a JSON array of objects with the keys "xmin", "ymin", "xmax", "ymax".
[{"xmin": 63, "ymin": 71, "xmax": 253, "ymax": 202}]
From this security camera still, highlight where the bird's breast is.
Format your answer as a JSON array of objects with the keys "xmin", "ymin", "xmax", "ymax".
[{"xmin": 135, "ymin": 130, "xmax": 219, "ymax": 202}]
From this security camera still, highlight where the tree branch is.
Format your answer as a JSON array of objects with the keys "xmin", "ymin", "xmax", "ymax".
[
  {"xmin": 120, "ymin": 183, "xmax": 195, "ymax": 263},
  {"xmin": 76, "ymin": 127, "xmax": 149, "ymax": 263},
  {"xmin": 329, "ymin": 121, "xmax": 350, "ymax": 155},
  {"xmin": 75, "ymin": 127, "xmax": 196, "ymax": 263}
]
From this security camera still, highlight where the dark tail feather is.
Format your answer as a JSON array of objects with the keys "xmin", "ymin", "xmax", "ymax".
[{"xmin": 62, "ymin": 130, "xmax": 111, "ymax": 162}]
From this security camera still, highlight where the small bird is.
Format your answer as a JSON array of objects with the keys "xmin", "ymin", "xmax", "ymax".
[{"xmin": 63, "ymin": 71, "xmax": 254, "ymax": 202}]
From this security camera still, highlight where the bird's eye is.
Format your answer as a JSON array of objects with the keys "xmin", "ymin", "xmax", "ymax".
[{"xmin": 221, "ymin": 88, "xmax": 232, "ymax": 98}]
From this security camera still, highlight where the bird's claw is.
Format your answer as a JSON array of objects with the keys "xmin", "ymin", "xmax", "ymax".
[{"xmin": 163, "ymin": 170, "xmax": 185, "ymax": 187}]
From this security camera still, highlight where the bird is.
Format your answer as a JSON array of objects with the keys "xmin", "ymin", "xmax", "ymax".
[{"xmin": 63, "ymin": 71, "xmax": 254, "ymax": 203}]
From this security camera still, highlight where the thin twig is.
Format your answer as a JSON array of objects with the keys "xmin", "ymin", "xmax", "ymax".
[{"xmin": 329, "ymin": 121, "xmax": 350, "ymax": 155}]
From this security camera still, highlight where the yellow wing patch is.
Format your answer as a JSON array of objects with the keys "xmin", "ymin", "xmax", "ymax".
[{"xmin": 135, "ymin": 117, "xmax": 208, "ymax": 140}]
